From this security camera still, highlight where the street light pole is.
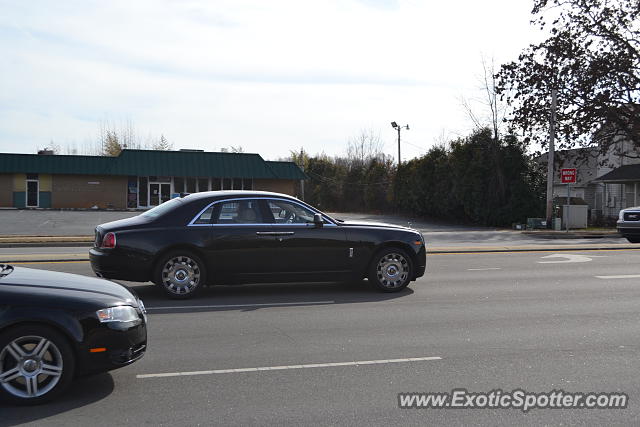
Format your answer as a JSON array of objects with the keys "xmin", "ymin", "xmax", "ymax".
[{"xmin": 391, "ymin": 121, "xmax": 409, "ymax": 166}]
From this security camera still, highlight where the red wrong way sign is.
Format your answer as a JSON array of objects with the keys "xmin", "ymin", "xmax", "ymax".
[{"xmin": 561, "ymin": 168, "xmax": 577, "ymax": 184}]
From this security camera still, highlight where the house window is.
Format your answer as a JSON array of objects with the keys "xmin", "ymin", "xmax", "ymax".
[
  {"xmin": 211, "ymin": 178, "xmax": 221, "ymax": 190},
  {"xmin": 26, "ymin": 174, "xmax": 39, "ymax": 207},
  {"xmin": 232, "ymin": 178, "xmax": 243, "ymax": 190},
  {"xmin": 625, "ymin": 183, "xmax": 636, "ymax": 208},
  {"xmin": 243, "ymin": 178, "xmax": 253, "ymax": 190}
]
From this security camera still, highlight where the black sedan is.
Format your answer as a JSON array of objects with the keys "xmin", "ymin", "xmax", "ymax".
[
  {"xmin": 0, "ymin": 265, "xmax": 147, "ymax": 405},
  {"xmin": 90, "ymin": 191, "xmax": 426, "ymax": 299}
]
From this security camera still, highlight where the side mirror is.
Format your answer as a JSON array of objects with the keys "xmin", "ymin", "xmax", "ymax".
[{"xmin": 313, "ymin": 213, "xmax": 324, "ymax": 227}]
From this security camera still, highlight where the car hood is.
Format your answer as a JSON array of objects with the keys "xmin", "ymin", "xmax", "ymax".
[
  {"xmin": 0, "ymin": 266, "xmax": 140, "ymax": 307},
  {"xmin": 338, "ymin": 220, "xmax": 417, "ymax": 232}
]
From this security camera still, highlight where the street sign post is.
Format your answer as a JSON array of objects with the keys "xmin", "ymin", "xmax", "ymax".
[{"xmin": 560, "ymin": 168, "xmax": 577, "ymax": 231}]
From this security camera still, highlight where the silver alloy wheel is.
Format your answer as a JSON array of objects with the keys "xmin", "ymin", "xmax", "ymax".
[
  {"xmin": 161, "ymin": 255, "xmax": 201, "ymax": 295},
  {"xmin": 0, "ymin": 335, "xmax": 64, "ymax": 399},
  {"xmin": 376, "ymin": 252, "xmax": 409, "ymax": 289}
]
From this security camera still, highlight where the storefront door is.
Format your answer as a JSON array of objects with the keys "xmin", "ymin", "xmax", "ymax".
[{"xmin": 149, "ymin": 183, "xmax": 171, "ymax": 206}]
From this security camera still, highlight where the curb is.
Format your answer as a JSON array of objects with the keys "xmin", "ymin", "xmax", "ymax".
[{"xmin": 520, "ymin": 231, "xmax": 620, "ymax": 239}]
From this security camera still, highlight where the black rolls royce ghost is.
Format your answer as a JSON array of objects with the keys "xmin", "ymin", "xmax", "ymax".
[
  {"xmin": 90, "ymin": 191, "xmax": 426, "ymax": 299},
  {"xmin": 0, "ymin": 265, "xmax": 147, "ymax": 405}
]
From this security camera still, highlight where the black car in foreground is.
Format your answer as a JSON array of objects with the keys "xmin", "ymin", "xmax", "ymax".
[
  {"xmin": 91, "ymin": 191, "xmax": 426, "ymax": 299},
  {"xmin": 0, "ymin": 265, "xmax": 147, "ymax": 405}
]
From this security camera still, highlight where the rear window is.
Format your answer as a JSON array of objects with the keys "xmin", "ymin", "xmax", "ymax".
[{"xmin": 140, "ymin": 198, "xmax": 183, "ymax": 219}]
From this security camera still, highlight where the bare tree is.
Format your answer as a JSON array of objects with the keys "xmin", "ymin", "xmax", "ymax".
[
  {"xmin": 346, "ymin": 128, "xmax": 384, "ymax": 166},
  {"xmin": 220, "ymin": 145, "xmax": 244, "ymax": 153},
  {"xmin": 460, "ymin": 55, "xmax": 506, "ymax": 141},
  {"xmin": 153, "ymin": 134, "xmax": 173, "ymax": 151}
]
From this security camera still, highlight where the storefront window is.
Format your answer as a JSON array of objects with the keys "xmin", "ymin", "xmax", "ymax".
[
  {"xmin": 211, "ymin": 178, "xmax": 221, "ymax": 190},
  {"xmin": 186, "ymin": 177, "xmax": 196, "ymax": 193},
  {"xmin": 174, "ymin": 177, "xmax": 184, "ymax": 193},
  {"xmin": 198, "ymin": 178, "xmax": 209, "ymax": 192},
  {"xmin": 139, "ymin": 177, "xmax": 148, "ymax": 206}
]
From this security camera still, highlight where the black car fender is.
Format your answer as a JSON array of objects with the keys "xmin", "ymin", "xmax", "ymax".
[{"xmin": 0, "ymin": 306, "xmax": 85, "ymax": 347}]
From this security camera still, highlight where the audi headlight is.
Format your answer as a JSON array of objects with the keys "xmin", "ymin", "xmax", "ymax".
[{"xmin": 96, "ymin": 306, "xmax": 139, "ymax": 323}]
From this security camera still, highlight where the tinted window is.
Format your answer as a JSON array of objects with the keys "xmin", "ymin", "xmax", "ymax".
[
  {"xmin": 214, "ymin": 200, "xmax": 262, "ymax": 224},
  {"xmin": 193, "ymin": 206, "xmax": 214, "ymax": 224},
  {"xmin": 267, "ymin": 200, "xmax": 318, "ymax": 224},
  {"xmin": 140, "ymin": 198, "xmax": 182, "ymax": 219}
]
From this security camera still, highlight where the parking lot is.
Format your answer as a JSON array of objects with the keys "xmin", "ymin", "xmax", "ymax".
[{"xmin": 2, "ymin": 247, "xmax": 640, "ymax": 425}]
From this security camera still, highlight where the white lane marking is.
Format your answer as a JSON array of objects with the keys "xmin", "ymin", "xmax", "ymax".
[
  {"xmin": 137, "ymin": 356, "xmax": 442, "ymax": 379},
  {"xmin": 467, "ymin": 267, "xmax": 502, "ymax": 271},
  {"xmin": 538, "ymin": 254, "xmax": 594, "ymax": 264},
  {"xmin": 146, "ymin": 301, "xmax": 335, "ymax": 311},
  {"xmin": 595, "ymin": 274, "xmax": 640, "ymax": 279}
]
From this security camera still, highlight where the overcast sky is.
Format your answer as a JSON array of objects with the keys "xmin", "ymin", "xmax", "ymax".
[{"xmin": 0, "ymin": 0, "xmax": 544, "ymax": 160}]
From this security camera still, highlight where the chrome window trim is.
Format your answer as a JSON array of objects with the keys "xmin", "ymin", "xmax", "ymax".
[{"xmin": 187, "ymin": 197, "xmax": 338, "ymax": 227}]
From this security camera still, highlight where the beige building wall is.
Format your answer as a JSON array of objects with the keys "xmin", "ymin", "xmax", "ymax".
[
  {"xmin": 253, "ymin": 179, "xmax": 296, "ymax": 196},
  {"xmin": 0, "ymin": 174, "xmax": 12, "ymax": 207},
  {"xmin": 12, "ymin": 173, "xmax": 26, "ymax": 191},
  {"xmin": 52, "ymin": 175, "xmax": 128, "ymax": 209}
]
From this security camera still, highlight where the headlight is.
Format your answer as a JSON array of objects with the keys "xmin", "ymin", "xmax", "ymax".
[
  {"xmin": 619, "ymin": 210, "xmax": 625, "ymax": 221},
  {"xmin": 96, "ymin": 306, "xmax": 139, "ymax": 323}
]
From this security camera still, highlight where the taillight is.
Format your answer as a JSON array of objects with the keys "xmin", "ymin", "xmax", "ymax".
[{"xmin": 101, "ymin": 232, "xmax": 116, "ymax": 249}]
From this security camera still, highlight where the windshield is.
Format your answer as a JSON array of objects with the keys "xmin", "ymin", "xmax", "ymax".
[{"xmin": 140, "ymin": 198, "xmax": 183, "ymax": 219}]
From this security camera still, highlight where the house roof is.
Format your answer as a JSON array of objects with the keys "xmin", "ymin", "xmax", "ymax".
[
  {"xmin": 0, "ymin": 150, "xmax": 305, "ymax": 180},
  {"xmin": 594, "ymin": 164, "xmax": 640, "ymax": 183}
]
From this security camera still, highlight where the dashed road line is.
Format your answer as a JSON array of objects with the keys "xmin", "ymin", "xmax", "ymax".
[
  {"xmin": 146, "ymin": 301, "xmax": 335, "ymax": 311},
  {"xmin": 137, "ymin": 356, "xmax": 443, "ymax": 379}
]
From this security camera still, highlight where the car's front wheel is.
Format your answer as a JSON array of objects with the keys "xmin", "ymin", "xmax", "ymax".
[
  {"xmin": 155, "ymin": 251, "xmax": 207, "ymax": 299},
  {"xmin": 368, "ymin": 247, "xmax": 413, "ymax": 292},
  {"xmin": 0, "ymin": 325, "xmax": 75, "ymax": 405}
]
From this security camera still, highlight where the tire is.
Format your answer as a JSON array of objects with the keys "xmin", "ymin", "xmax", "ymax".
[
  {"xmin": 626, "ymin": 236, "xmax": 640, "ymax": 243},
  {"xmin": 0, "ymin": 324, "xmax": 75, "ymax": 405},
  {"xmin": 368, "ymin": 247, "xmax": 413, "ymax": 292},
  {"xmin": 154, "ymin": 250, "xmax": 206, "ymax": 299}
]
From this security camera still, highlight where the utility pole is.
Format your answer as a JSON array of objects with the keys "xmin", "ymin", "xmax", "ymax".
[{"xmin": 545, "ymin": 89, "xmax": 557, "ymax": 227}]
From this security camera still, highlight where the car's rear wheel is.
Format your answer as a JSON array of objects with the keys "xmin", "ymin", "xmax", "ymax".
[
  {"xmin": 626, "ymin": 236, "xmax": 640, "ymax": 243},
  {"xmin": 0, "ymin": 325, "xmax": 75, "ymax": 405},
  {"xmin": 368, "ymin": 248, "xmax": 413, "ymax": 292},
  {"xmin": 155, "ymin": 251, "xmax": 206, "ymax": 299}
]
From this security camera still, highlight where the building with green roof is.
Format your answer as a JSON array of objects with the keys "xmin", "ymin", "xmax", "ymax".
[{"xmin": 0, "ymin": 149, "xmax": 306, "ymax": 209}]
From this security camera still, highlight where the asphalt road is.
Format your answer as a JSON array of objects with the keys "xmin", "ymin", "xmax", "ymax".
[{"xmin": 2, "ymin": 248, "xmax": 640, "ymax": 426}]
